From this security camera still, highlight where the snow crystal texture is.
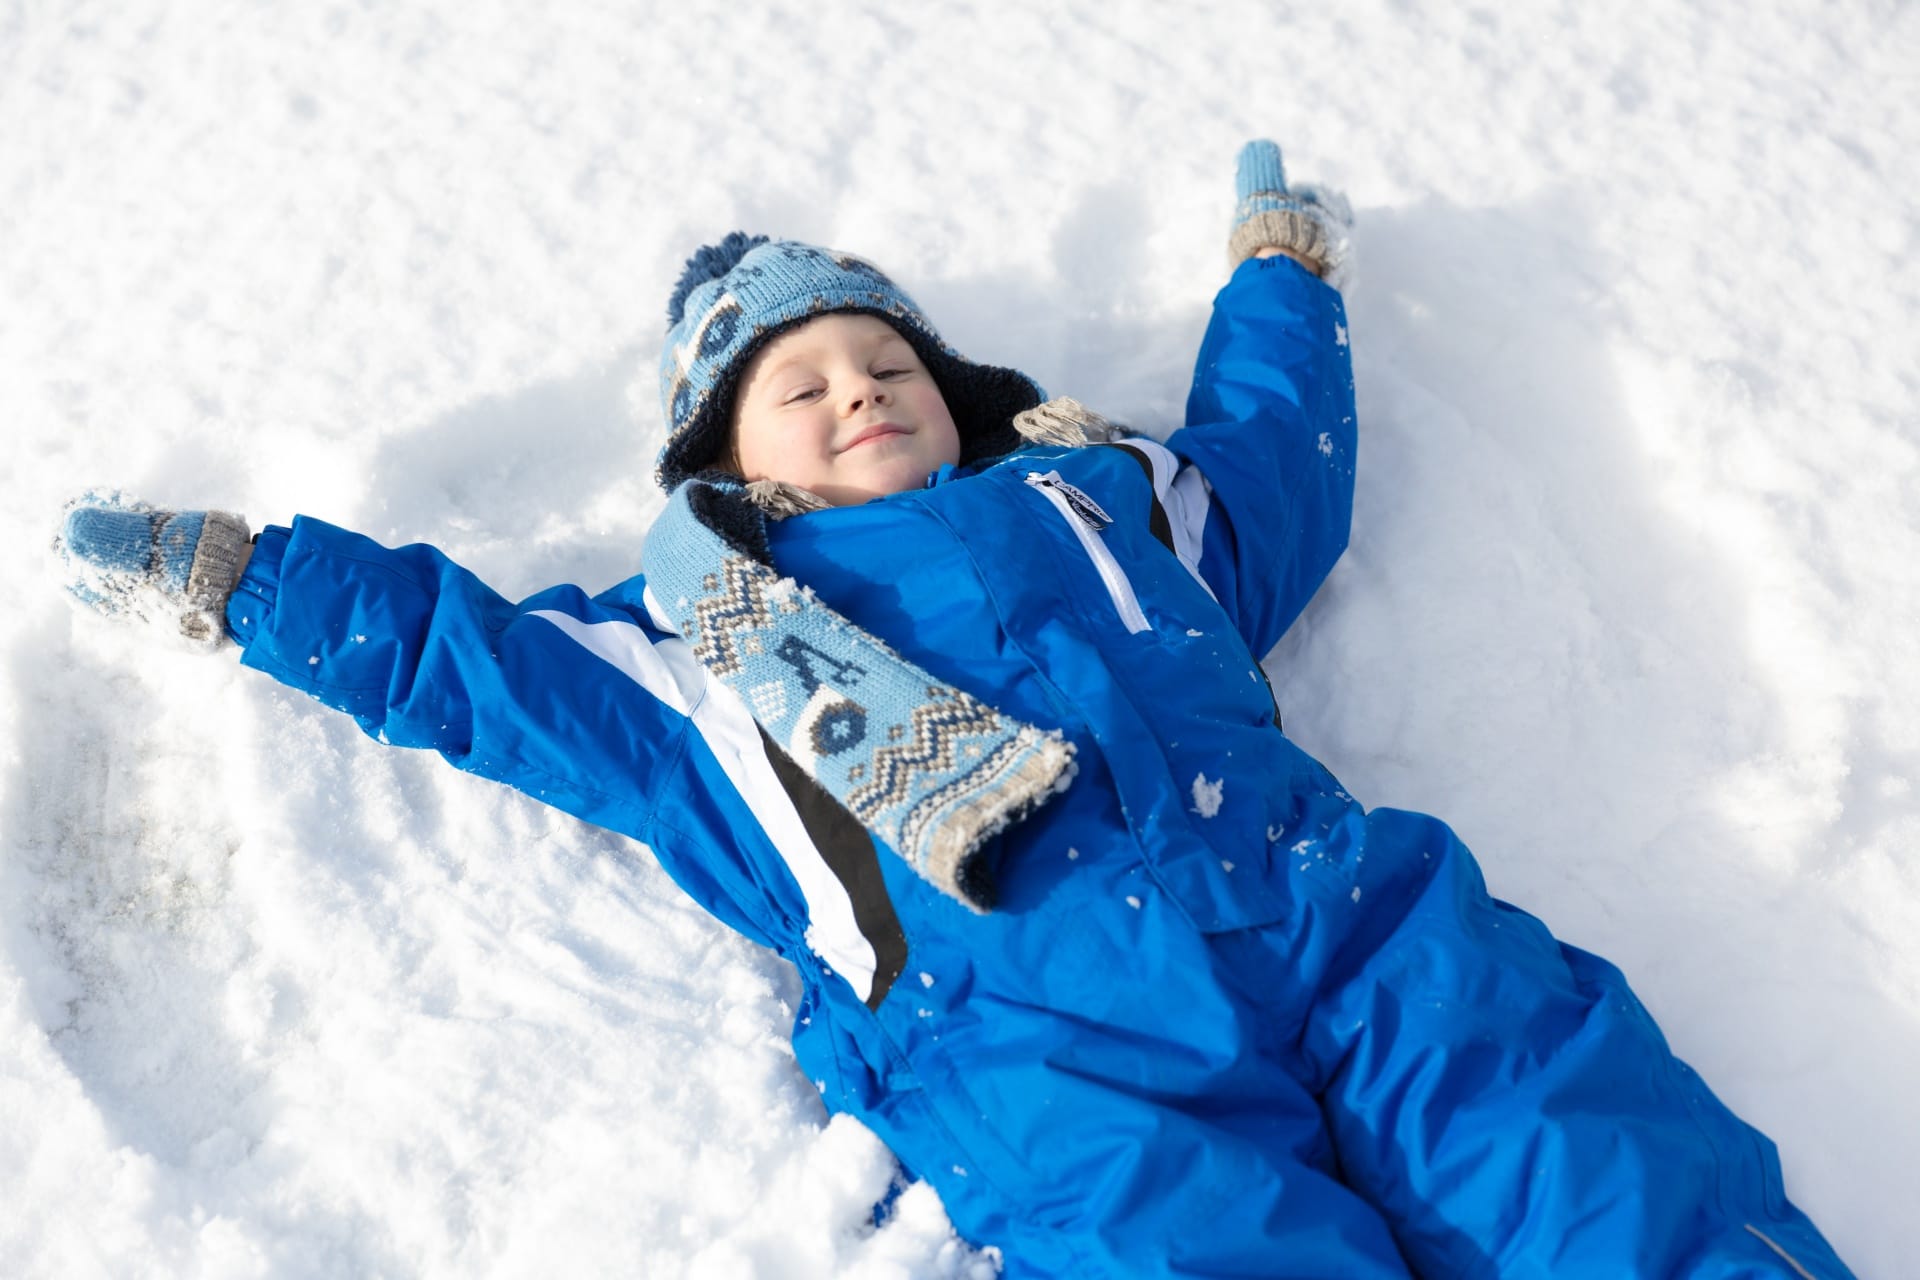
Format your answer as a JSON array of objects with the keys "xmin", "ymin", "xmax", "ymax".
[{"xmin": 3, "ymin": 2, "xmax": 1916, "ymax": 1276}]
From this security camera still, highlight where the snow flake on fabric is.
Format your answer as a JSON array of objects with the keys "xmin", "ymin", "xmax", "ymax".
[{"xmin": 1191, "ymin": 773, "xmax": 1225, "ymax": 817}]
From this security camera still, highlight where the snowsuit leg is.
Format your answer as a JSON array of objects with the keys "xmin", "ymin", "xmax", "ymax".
[
  {"xmin": 819, "ymin": 814, "xmax": 1423, "ymax": 1280},
  {"xmin": 950, "ymin": 1083, "xmax": 1418, "ymax": 1280},
  {"xmin": 1290, "ymin": 808, "xmax": 1854, "ymax": 1278}
]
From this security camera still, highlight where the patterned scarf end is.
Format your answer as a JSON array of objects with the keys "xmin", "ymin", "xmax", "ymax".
[{"xmin": 909, "ymin": 730, "xmax": 1078, "ymax": 913}]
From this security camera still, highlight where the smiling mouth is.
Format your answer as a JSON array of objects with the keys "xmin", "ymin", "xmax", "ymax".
[{"xmin": 840, "ymin": 424, "xmax": 909, "ymax": 451}]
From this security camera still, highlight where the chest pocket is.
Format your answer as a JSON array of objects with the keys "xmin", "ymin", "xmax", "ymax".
[
  {"xmin": 1022, "ymin": 469, "xmax": 1153, "ymax": 634},
  {"xmin": 1026, "ymin": 450, "xmax": 1285, "ymax": 729}
]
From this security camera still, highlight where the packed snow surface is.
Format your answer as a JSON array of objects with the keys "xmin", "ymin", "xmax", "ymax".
[{"xmin": 4, "ymin": 2, "xmax": 1916, "ymax": 1276}]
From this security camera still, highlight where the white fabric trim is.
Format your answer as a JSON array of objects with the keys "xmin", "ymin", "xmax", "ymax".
[
  {"xmin": 529, "ymin": 608, "xmax": 703, "ymax": 712},
  {"xmin": 1166, "ymin": 466, "xmax": 1216, "ymax": 597},
  {"xmin": 1118, "ymin": 435, "xmax": 1179, "ymax": 495},
  {"xmin": 530, "ymin": 607, "xmax": 879, "ymax": 1001},
  {"xmin": 1113, "ymin": 438, "xmax": 1218, "ymax": 600}
]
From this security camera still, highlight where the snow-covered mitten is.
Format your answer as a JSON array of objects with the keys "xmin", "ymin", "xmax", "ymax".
[
  {"xmin": 1229, "ymin": 139, "xmax": 1354, "ymax": 286},
  {"xmin": 56, "ymin": 494, "xmax": 252, "ymax": 646}
]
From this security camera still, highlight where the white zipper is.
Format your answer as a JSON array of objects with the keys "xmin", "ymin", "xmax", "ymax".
[
  {"xmin": 1742, "ymin": 1225, "xmax": 1819, "ymax": 1280},
  {"xmin": 1025, "ymin": 471, "xmax": 1152, "ymax": 634}
]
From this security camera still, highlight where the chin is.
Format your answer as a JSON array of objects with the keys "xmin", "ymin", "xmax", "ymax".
[
  {"xmin": 853, "ymin": 462, "xmax": 928, "ymax": 498},
  {"xmin": 806, "ymin": 471, "xmax": 913, "ymax": 507}
]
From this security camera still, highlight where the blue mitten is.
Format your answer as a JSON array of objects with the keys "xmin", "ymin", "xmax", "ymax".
[
  {"xmin": 56, "ymin": 494, "xmax": 252, "ymax": 645},
  {"xmin": 1229, "ymin": 139, "xmax": 1354, "ymax": 285}
]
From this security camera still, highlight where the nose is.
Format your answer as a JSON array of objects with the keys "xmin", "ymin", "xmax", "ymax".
[{"xmin": 842, "ymin": 377, "xmax": 890, "ymax": 416}]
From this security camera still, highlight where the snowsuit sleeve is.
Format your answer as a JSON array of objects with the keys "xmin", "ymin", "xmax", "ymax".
[
  {"xmin": 1161, "ymin": 254, "xmax": 1356, "ymax": 657},
  {"xmin": 223, "ymin": 515, "xmax": 790, "ymax": 951}
]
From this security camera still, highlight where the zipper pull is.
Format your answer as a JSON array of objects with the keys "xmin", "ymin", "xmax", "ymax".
[{"xmin": 1025, "ymin": 471, "xmax": 1113, "ymax": 530}]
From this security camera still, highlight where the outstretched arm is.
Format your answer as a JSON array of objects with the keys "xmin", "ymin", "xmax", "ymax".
[
  {"xmin": 55, "ymin": 502, "xmax": 801, "ymax": 953},
  {"xmin": 55, "ymin": 500, "xmax": 913, "ymax": 977},
  {"xmin": 57, "ymin": 499, "xmax": 689, "ymax": 807},
  {"xmin": 227, "ymin": 520, "xmax": 689, "ymax": 798},
  {"xmin": 1162, "ymin": 140, "xmax": 1358, "ymax": 658}
]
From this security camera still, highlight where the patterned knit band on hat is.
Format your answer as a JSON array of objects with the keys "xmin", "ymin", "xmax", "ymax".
[{"xmin": 655, "ymin": 232, "xmax": 1045, "ymax": 493}]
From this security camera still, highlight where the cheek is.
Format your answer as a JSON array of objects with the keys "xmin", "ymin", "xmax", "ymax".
[
  {"xmin": 732, "ymin": 418, "xmax": 771, "ymax": 472},
  {"xmin": 734, "ymin": 407, "xmax": 826, "ymax": 480},
  {"xmin": 913, "ymin": 388, "xmax": 962, "ymax": 459}
]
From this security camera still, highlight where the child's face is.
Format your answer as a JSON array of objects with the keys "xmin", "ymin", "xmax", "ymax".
[{"xmin": 728, "ymin": 312, "xmax": 961, "ymax": 506}]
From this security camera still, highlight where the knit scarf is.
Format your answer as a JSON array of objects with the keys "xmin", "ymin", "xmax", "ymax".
[{"xmin": 642, "ymin": 479, "xmax": 1076, "ymax": 912}]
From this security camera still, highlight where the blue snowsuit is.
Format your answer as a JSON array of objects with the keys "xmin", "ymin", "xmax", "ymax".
[{"xmin": 226, "ymin": 257, "xmax": 1851, "ymax": 1278}]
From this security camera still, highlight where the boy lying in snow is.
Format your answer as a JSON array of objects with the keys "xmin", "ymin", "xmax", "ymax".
[{"xmin": 58, "ymin": 142, "xmax": 1853, "ymax": 1279}]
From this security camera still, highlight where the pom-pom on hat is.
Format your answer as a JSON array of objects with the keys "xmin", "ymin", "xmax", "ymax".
[{"xmin": 655, "ymin": 233, "xmax": 1045, "ymax": 493}]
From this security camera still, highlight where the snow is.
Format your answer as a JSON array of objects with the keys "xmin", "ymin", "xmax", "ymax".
[
  {"xmin": 1190, "ymin": 772, "xmax": 1225, "ymax": 818},
  {"xmin": 3, "ymin": 1, "xmax": 1916, "ymax": 1276}
]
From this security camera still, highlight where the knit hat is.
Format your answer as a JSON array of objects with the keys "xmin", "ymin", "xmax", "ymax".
[{"xmin": 655, "ymin": 233, "xmax": 1045, "ymax": 492}]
